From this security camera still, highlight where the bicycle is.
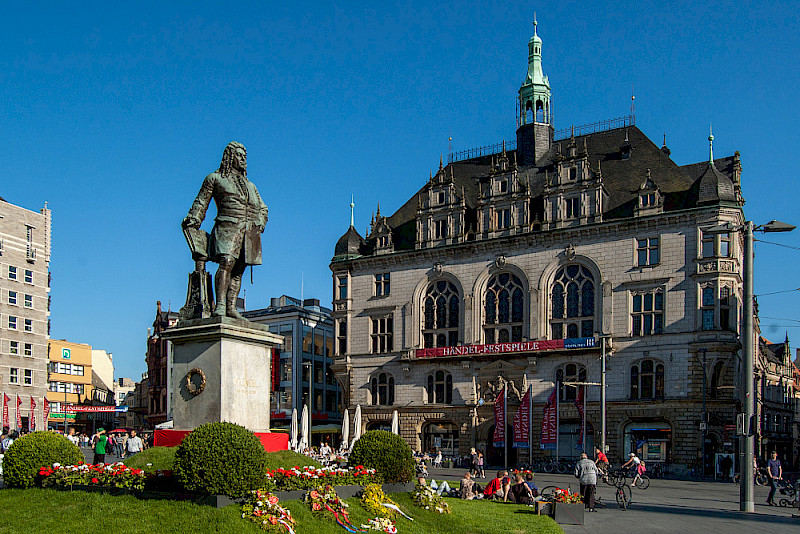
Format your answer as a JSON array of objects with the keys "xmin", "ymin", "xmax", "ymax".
[
  {"xmin": 634, "ymin": 474, "xmax": 650, "ymax": 490},
  {"xmin": 614, "ymin": 479, "xmax": 632, "ymax": 510},
  {"xmin": 604, "ymin": 468, "xmax": 627, "ymax": 487}
]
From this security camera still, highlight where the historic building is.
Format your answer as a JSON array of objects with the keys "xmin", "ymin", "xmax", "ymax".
[
  {"xmin": 244, "ymin": 295, "xmax": 342, "ymax": 446},
  {"xmin": 145, "ymin": 301, "xmax": 178, "ymax": 428},
  {"xmin": 330, "ymin": 23, "xmax": 756, "ymax": 474},
  {"xmin": 0, "ymin": 195, "xmax": 51, "ymax": 431},
  {"xmin": 46, "ymin": 339, "xmax": 95, "ymax": 432},
  {"xmin": 754, "ymin": 334, "xmax": 795, "ymax": 467}
]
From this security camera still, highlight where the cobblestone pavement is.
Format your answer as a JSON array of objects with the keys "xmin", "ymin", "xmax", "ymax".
[{"xmin": 426, "ymin": 468, "xmax": 799, "ymax": 533}]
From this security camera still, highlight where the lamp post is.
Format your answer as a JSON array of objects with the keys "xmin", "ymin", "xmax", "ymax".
[
  {"xmin": 705, "ymin": 219, "xmax": 794, "ymax": 512},
  {"xmin": 700, "ymin": 347, "xmax": 708, "ymax": 478},
  {"xmin": 598, "ymin": 335, "xmax": 612, "ymax": 454}
]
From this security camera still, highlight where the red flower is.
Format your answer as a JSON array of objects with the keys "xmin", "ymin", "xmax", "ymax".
[
  {"xmin": 269, "ymin": 517, "xmax": 278, "ymax": 525},
  {"xmin": 91, "ymin": 478, "xmax": 99, "ymax": 484},
  {"xmin": 268, "ymin": 495, "xmax": 279, "ymax": 505},
  {"xmin": 312, "ymin": 503, "xmax": 321, "ymax": 511}
]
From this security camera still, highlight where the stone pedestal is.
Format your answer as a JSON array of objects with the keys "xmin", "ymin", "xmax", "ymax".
[{"xmin": 163, "ymin": 316, "xmax": 283, "ymax": 433}]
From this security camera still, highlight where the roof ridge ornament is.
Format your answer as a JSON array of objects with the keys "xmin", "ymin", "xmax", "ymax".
[
  {"xmin": 350, "ymin": 195, "xmax": 355, "ymax": 227},
  {"xmin": 708, "ymin": 124, "xmax": 715, "ymax": 165}
]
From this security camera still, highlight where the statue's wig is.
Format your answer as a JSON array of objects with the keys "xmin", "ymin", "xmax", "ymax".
[{"xmin": 219, "ymin": 141, "xmax": 247, "ymax": 178}]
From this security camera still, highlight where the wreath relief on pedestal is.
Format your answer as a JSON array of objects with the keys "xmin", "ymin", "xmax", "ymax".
[{"xmin": 186, "ymin": 367, "xmax": 206, "ymax": 396}]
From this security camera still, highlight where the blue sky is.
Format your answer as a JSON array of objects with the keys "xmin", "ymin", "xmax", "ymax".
[{"xmin": 3, "ymin": 1, "xmax": 799, "ymax": 380}]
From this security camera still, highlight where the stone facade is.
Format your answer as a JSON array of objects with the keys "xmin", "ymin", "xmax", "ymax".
[
  {"xmin": 0, "ymin": 196, "xmax": 51, "ymax": 431},
  {"xmin": 329, "ymin": 26, "xmax": 766, "ymax": 475}
]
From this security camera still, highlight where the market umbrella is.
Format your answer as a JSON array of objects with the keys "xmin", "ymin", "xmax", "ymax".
[
  {"xmin": 290, "ymin": 408, "xmax": 298, "ymax": 451},
  {"xmin": 298, "ymin": 404, "xmax": 309, "ymax": 451},
  {"xmin": 391, "ymin": 410, "xmax": 399, "ymax": 435},
  {"xmin": 349, "ymin": 404, "xmax": 362, "ymax": 450},
  {"xmin": 341, "ymin": 408, "xmax": 350, "ymax": 450}
]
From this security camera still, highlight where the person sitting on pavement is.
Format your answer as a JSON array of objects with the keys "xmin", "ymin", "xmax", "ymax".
[
  {"xmin": 509, "ymin": 473, "xmax": 535, "ymax": 504},
  {"xmin": 483, "ymin": 470, "xmax": 511, "ymax": 501},
  {"xmin": 524, "ymin": 472, "xmax": 538, "ymax": 497},
  {"xmin": 574, "ymin": 452, "xmax": 599, "ymax": 512},
  {"xmin": 459, "ymin": 472, "xmax": 482, "ymax": 499}
]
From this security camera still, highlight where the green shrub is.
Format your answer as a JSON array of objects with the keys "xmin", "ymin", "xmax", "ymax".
[
  {"xmin": 173, "ymin": 422, "xmax": 268, "ymax": 498},
  {"xmin": 264, "ymin": 450, "xmax": 322, "ymax": 471},
  {"xmin": 349, "ymin": 430, "xmax": 414, "ymax": 483},
  {"xmin": 122, "ymin": 446, "xmax": 176, "ymax": 472},
  {"xmin": 3, "ymin": 431, "xmax": 84, "ymax": 488}
]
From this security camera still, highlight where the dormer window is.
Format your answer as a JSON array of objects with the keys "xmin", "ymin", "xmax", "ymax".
[
  {"xmin": 434, "ymin": 219, "xmax": 448, "ymax": 239},
  {"xmin": 569, "ymin": 167, "xmax": 577, "ymax": 180},
  {"xmin": 642, "ymin": 193, "xmax": 656, "ymax": 207},
  {"xmin": 438, "ymin": 192, "xmax": 445, "ymax": 204},
  {"xmin": 378, "ymin": 235, "xmax": 389, "ymax": 247},
  {"xmin": 500, "ymin": 180, "xmax": 508, "ymax": 193}
]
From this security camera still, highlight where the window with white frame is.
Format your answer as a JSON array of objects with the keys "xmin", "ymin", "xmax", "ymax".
[
  {"xmin": 631, "ymin": 289, "xmax": 664, "ymax": 336},
  {"xmin": 565, "ymin": 197, "xmax": 580, "ymax": 218},
  {"xmin": 24, "ymin": 269, "xmax": 32, "ymax": 283},
  {"xmin": 24, "ymin": 294, "xmax": 32, "ymax": 308},
  {"xmin": 550, "ymin": 264, "xmax": 595, "ymax": 339},
  {"xmin": 9, "ymin": 368, "xmax": 19, "ymax": 384},
  {"xmin": 374, "ymin": 273, "xmax": 390, "ymax": 296},
  {"xmin": 701, "ymin": 230, "xmax": 731, "ymax": 258},
  {"xmin": 23, "ymin": 343, "xmax": 32, "ymax": 356},
  {"xmin": 8, "ymin": 316, "xmax": 17, "ymax": 329},
  {"xmin": 24, "ymin": 318, "xmax": 32, "ymax": 332},
  {"xmin": 8, "ymin": 266, "xmax": 17, "ymax": 281},
  {"xmin": 495, "ymin": 208, "xmax": 511, "ymax": 229},
  {"xmin": 23, "ymin": 369, "xmax": 33, "ymax": 385},
  {"xmin": 636, "ymin": 237, "xmax": 659, "ymax": 266},
  {"xmin": 484, "ymin": 272, "xmax": 524, "ymax": 343},
  {"xmin": 8, "ymin": 291, "xmax": 17, "ymax": 305},
  {"xmin": 49, "ymin": 382, "xmax": 84, "ymax": 394},
  {"xmin": 701, "ymin": 286, "xmax": 715, "ymax": 330},
  {"xmin": 10, "ymin": 341, "xmax": 19, "ymax": 354},
  {"xmin": 370, "ymin": 315, "xmax": 393, "ymax": 354}
]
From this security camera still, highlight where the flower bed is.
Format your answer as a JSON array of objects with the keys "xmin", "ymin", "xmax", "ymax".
[
  {"xmin": 265, "ymin": 464, "xmax": 381, "ymax": 492},
  {"xmin": 38, "ymin": 462, "xmax": 150, "ymax": 491},
  {"xmin": 241, "ymin": 489, "xmax": 296, "ymax": 532}
]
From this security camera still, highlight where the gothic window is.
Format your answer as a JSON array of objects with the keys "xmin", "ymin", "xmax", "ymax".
[
  {"xmin": 630, "ymin": 359, "xmax": 665, "ymax": 399},
  {"xmin": 484, "ymin": 272, "xmax": 524, "ymax": 344},
  {"xmin": 370, "ymin": 373, "xmax": 395, "ymax": 406},
  {"xmin": 426, "ymin": 370, "xmax": 453, "ymax": 404},
  {"xmin": 556, "ymin": 363, "xmax": 586, "ymax": 402},
  {"xmin": 423, "ymin": 281, "xmax": 460, "ymax": 348},
  {"xmin": 550, "ymin": 265, "xmax": 595, "ymax": 339},
  {"xmin": 631, "ymin": 289, "xmax": 664, "ymax": 336},
  {"xmin": 371, "ymin": 315, "xmax": 393, "ymax": 354}
]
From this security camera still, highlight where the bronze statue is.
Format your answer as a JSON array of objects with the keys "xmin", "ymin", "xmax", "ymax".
[{"xmin": 181, "ymin": 142, "xmax": 268, "ymax": 319}]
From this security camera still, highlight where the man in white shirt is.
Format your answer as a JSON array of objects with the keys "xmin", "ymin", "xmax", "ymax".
[
  {"xmin": 126, "ymin": 430, "xmax": 144, "ymax": 457},
  {"xmin": 66, "ymin": 427, "xmax": 80, "ymax": 447}
]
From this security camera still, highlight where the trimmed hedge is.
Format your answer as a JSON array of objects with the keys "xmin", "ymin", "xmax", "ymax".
[
  {"xmin": 173, "ymin": 422, "xmax": 268, "ymax": 498},
  {"xmin": 349, "ymin": 430, "xmax": 414, "ymax": 483},
  {"xmin": 3, "ymin": 431, "xmax": 84, "ymax": 488},
  {"xmin": 122, "ymin": 446, "xmax": 176, "ymax": 472}
]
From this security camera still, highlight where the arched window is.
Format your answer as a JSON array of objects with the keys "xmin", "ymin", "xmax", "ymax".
[
  {"xmin": 710, "ymin": 361, "xmax": 725, "ymax": 399},
  {"xmin": 484, "ymin": 272, "xmax": 525, "ymax": 343},
  {"xmin": 556, "ymin": 363, "xmax": 587, "ymax": 402},
  {"xmin": 370, "ymin": 373, "xmax": 395, "ymax": 406},
  {"xmin": 423, "ymin": 281, "xmax": 460, "ymax": 348},
  {"xmin": 427, "ymin": 370, "xmax": 453, "ymax": 404},
  {"xmin": 551, "ymin": 264, "xmax": 595, "ymax": 339},
  {"xmin": 630, "ymin": 359, "xmax": 665, "ymax": 399}
]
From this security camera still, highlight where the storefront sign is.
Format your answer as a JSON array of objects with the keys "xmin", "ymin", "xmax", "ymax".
[
  {"xmin": 415, "ymin": 337, "xmax": 596, "ymax": 358},
  {"xmin": 63, "ymin": 405, "xmax": 129, "ymax": 413},
  {"xmin": 49, "ymin": 413, "xmax": 77, "ymax": 420}
]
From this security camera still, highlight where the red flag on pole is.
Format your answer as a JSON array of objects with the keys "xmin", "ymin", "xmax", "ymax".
[
  {"xmin": 43, "ymin": 398, "xmax": 50, "ymax": 422},
  {"xmin": 16, "ymin": 394, "xmax": 22, "ymax": 430},
  {"xmin": 540, "ymin": 387, "xmax": 558, "ymax": 449},
  {"xmin": 2, "ymin": 394, "xmax": 9, "ymax": 428},
  {"xmin": 513, "ymin": 388, "xmax": 531, "ymax": 448},
  {"xmin": 492, "ymin": 388, "xmax": 506, "ymax": 447},
  {"xmin": 574, "ymin": 386, "xmax": 585, "ymax": 449},
  {"xmin": 29, "ymin": 396, "xmax": 36, "ymax": 431}
]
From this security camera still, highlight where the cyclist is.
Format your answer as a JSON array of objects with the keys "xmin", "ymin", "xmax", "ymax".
[
  {"xmin": 595, "ymin": 447, "xmax": 610, "ymax": 479},
  {"xmin": 621, "ymin": 452, "xmax": 642, "ymax": 488}
]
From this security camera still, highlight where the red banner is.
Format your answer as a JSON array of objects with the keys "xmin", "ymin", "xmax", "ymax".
[
  {"xmin": 29, "ymin": 397, "xmax": 36, "ymax": 431},
  {"xmin": 492, "ymin": 388, "xmax": 506, "ymax": 447},
  {"xmin": 16, "ymin": 394, "xmax": 22, "ymax": 429},
  {"xmin": 63, "ymin": 405, "xmax": 126, "ymax": 413},
  {"xmin": 271, "ymin": 348, "xmax": 281, "ymax": 392},
  {"xmin": 575, "ymin": 386, "xmax": 584, "ymax": 450},
  {"xmin": 513, "ymin": 387, "xmax": 531, "ymax": 448},
  {"xmin": 2, "ymin": 394, "xmax": 8, "ymax": 428},
  {"xmin": 415, "ymin": 337, "xmax": 596, "ymax": 358},
  {"xmin": 540, "ymin": 388, "xmax": 558, "ymax": 449},
  {"xmin": 43, "ymin": 398, "xmax": 50, "ymax": 422}
]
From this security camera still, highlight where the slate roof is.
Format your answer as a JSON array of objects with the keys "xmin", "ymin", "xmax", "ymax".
[
  {"xmin": 334, "ymin": 225, "xmax": 367, "ymax": 259},
  {"xmin": 335, "ymin": 125, "xmax": 741, "ymax": 257}
]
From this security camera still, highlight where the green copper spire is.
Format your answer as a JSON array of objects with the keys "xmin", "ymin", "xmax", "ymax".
[{"xmin": 518, "ymin": 16, "xmax": 551, "ymax": 127}]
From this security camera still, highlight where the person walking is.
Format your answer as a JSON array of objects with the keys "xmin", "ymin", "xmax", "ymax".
[
  {"xmin": 126, "ymin": 430, "xmax": 144, "ymax": 458},
  {"xmin": 477, "ymin": 451, "xmax": 485, "ymax": 478},
  {"xmin": 92, "ymin": 428, "xmax": 109, "ymax": 465},
  {"xmin": 766, "ymin": 450, "xmax": 782, "ymax": 506},
  {"xmin": 575, "ymin": 452, "xmax": 599, "ymax": 512},
  {"xmin": 469, "ymin": 447, "xmax": 478, "ymax": 476}
]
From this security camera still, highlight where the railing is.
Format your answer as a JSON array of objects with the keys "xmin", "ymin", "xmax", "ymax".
[
  {"xmin": 554, "ymin": 115, "xmax": 635, "ymax": 141},
  {"xmin": 448, "ymin": 140, "xmax": 517, "ymax": 163}
]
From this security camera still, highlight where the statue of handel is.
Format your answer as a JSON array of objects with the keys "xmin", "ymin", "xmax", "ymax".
[{"xmin": 181, "ymin": 142, "xmax": 268, "ymax": 319}]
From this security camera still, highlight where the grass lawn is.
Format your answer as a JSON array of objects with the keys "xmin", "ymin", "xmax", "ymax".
[
  {"xmin": 121, "ymin": 447, "xmax": 322, "ymax": 473},
  {"xmin": 0, "ymin": 488, "xmax": 562, "ymax": 534}
]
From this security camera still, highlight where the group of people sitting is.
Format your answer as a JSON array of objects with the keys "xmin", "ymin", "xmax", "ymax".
[{"xmin": 455, "ymin": 469, "xmax": 539, "ymax": 503}]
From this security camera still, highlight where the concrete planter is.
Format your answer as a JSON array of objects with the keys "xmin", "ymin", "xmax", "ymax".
[{"xmin": 551, "ymin": 502, "xmax": 584, "ymax": 525}]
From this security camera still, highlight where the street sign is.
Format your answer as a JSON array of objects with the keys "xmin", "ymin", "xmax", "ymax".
[{"xmin": 699, "ymin": 422, "xmax": 707, "ymax": 431}]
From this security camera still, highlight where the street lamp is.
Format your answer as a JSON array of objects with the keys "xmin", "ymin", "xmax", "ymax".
[
  {"xmin": 700, "ymin": 347, "xmax": 708, "ymax": 479},
  {"xmin": 598, "ymin": 335, "xmax": 612, "ymax": 454},
  {"xmin": 705, "ymin": 219, "xmax": 795, "ymax": 512}
]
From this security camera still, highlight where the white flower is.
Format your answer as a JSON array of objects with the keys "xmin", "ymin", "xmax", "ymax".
[
  {"xmin": 52, "ymin": 463, "xmax": 61, "ymax": 468},
  {"xmin": 146, "ymin": 463, "xmax": 152, "ymax": 467}
]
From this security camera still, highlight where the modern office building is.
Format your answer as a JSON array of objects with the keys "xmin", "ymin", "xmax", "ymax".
[
  {"xmin": 329, "ymin": 22, "xmax": 774, "ymax": 474},
  {"xmin": 244, "ymin": 296, "xmax": 341, "ymax": 445},
  {"xmin": 0, "ymin": 195, "xmax": 51, "ymax": 431}
]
